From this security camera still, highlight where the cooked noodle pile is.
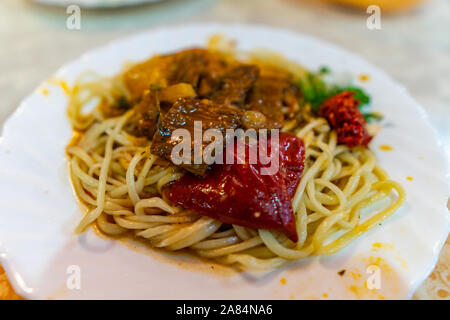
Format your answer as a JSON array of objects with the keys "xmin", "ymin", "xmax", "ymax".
[{"xmin": 66, "ymin": 50, "xmax": 405, "ymax": 270}]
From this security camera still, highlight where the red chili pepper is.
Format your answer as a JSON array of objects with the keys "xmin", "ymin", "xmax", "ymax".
[
  {"xmin": 165, "ymin": 132, "xmax": 305, "ymax": 242},
  {"xmin": 319, "ymin": 91, "xmax": 372, "ymax": 148}
]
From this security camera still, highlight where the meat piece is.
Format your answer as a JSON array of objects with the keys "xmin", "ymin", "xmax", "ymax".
[
  {"xmin": 319, "ymin": 91, "xmax": 372, "ymax": 148},
  {"xmin": 211, "ymin": 65, "xmax": 259, "ymax": 106},
  {"xmin": 197, "ymin": 72, "xmax": 221, "ymax": 97},
  {"xmin": 151, "ymin": 98, "xmax": 242, "ymax": 175},
  {"xmin": 128, "ymin": 90, "xmax": 159, "ymax": 137},
  {"xmin": 124, "ymin": 49, "xmax": 226, "ymax": 102},
  {"xmin": 169, "ymin": 49, "xmax": 228, "ymax": 92},
  {"xmin": 166, "ymin": 132, "xmax": 306, "ymax": 242},
  {"xmin": 169, "ymin": 50, "xmax": 206, "ymax": 87},
  {"xmin": 246, "ymin": 76, "xmax": 300, "ymax": 129},
  {"xmin": 126, "ymin": 83, "xmax": 197, "ymax": 138}
]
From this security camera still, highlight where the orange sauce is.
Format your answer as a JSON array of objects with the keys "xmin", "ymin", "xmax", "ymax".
[
  {"xmin": 359, "ymin": 74, "xmax": 370, "ymax": 82},
  {"xmin": 379, "ymin": 144, "xmax": 393, "ymax": 151},
  {"xmin": 59, "ymin": 80, "xmax": 70, "ymax": 95},
  {"xmin": 66, "ymin": 131, "xmax": 85, "ymax": 156},
  {"xmin": 372, "ymin": 242, "xmax": 394, "ymax": 250}
]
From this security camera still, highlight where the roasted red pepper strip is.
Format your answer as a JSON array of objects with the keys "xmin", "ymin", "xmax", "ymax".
[
  {"xmin": 166, "ymin": 132, "xmax": 305, "ymax": 242},
  {"xmin": 319, "ymin": 91, "xmax": 372, "ymax": 148}
]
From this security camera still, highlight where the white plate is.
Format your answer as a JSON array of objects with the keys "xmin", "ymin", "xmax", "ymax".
[
  {"xmin": 33, "ymin": 0, "xmax": 163, "ymax": 9},
  {"xmin": 0, "ymin": 24, "xmax": 448, "ymax": 300}
]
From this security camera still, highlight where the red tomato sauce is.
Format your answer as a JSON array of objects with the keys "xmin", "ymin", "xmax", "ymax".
[{"xmin": 319, "ymin": 91, "xmax": 372, "ymax": 148}]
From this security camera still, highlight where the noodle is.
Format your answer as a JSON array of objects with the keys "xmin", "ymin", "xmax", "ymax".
[{"xmin": 66, "ymin": 48, "xmax": 405, "ymax": 270}]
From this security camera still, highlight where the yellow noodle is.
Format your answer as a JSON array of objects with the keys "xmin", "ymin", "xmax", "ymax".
[{"xmin": 66, "ymin": 52, "xmax": 405, "ymax": 270}]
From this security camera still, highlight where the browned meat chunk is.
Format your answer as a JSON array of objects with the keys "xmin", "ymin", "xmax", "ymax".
[
  {"xmin": 169, "ymin": 51, "xmax": 205, "ymax": 87},
  {"xmin": 128, "ymin": 90, "xmax": 159, "ymax": 137},
  {"xmin": 197, "ymin": 72, "xmax": 221, "ymax": 97},
  {"xmin": 124, "ymin": 49, "xmax": 301, "ymax": 144},
  {"xmin": 151, "ymin": 98, "xmax": 242, "ymax": 175},
  {"xmin": 126, "ymin": 83, "xmax": 198, "ymax": 138},
  {"xmin": 169, "ymin": 49, "xmax": 228, "ymax": 93},
  {"xmin": 211, "ymin": 65, "xmax": 259, "ymax": 106},
  {"xmin": 245, "ymin": 76, "xmax": 300, "ymax": 129}
]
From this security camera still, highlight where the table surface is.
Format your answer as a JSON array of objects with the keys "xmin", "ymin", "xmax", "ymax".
[{"xmin": 0, "ymin": 0, "xmax": 449, "ymax": 300}]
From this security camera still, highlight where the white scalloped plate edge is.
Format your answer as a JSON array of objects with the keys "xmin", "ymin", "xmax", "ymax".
[{"xmin": 0, "ymin": 23, "xmax": 449, "ymax": 300}]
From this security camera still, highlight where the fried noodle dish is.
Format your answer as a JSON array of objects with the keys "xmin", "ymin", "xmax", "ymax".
[{"xmin": 66, "ymin": 37, "xmax": 405, "ymax": 270}]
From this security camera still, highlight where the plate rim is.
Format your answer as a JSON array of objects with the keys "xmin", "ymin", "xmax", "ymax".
[{"xmin": 1, "ymin": 22, "xmax": 449, "ymax": 299}]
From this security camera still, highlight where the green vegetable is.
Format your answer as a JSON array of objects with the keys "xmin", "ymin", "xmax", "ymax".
[
  {"xmin": 345, "ymin": 86, "xmax": 370, "ymax": 106},
  {"xmin": 149, "ymin": 84, "xmax": 163, "ymax": 91},
  {"xmin": 319, "ymin": 66, "xmax": 330, "ymax": 74},
  {"xmin": 297, "ymin": 68, "xmax": 371, "ymax": 112},
  {"xmin": 150, "ymin": 84, "xmax": 162, "ymax": 125},
  {"xmin": 117, "ymin": 96, "xmax": 130, "ymax": 110}
]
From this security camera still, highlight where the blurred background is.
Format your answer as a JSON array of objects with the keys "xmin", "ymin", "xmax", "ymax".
[{"xmin": 0, "ymin": 0, "xmax": 449, "ymax": 300}]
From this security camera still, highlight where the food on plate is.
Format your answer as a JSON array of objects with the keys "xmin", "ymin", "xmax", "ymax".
[{"xmin": 66, "ymin": 36, "xmax": 405, "ymax": 269}]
